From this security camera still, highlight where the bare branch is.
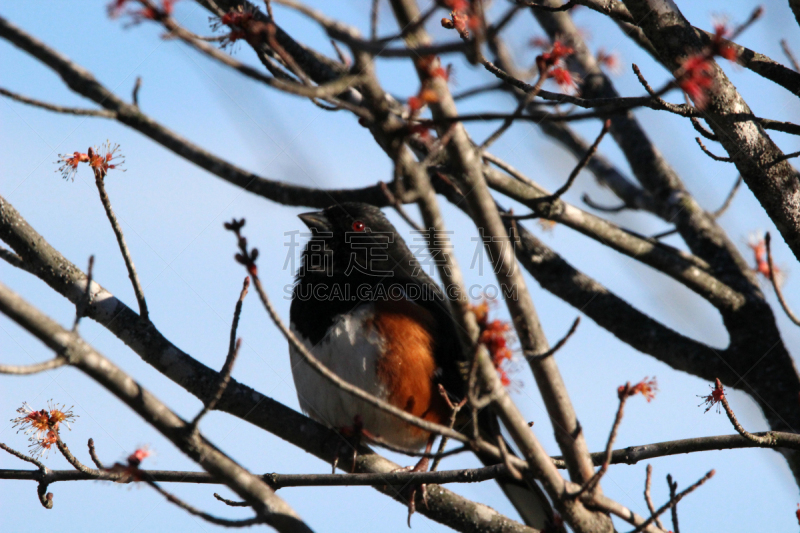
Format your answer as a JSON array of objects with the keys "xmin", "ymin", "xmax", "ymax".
[
  {"xmin": 545, "ymin": 119, "xmax": 611, "ymax": 202},
  {"xmin": 379, "ymin": 181, "xmax": 423, "ymax": 232},
  {"xmin": 0, "ymin": 245, "xmax": 26, "ymax": 270},
  {"xmin": 527, "ymin": 317, "xmax": 580, "ymax": 362},
  {"xmin": 667, "ymin": 474, "xmax": 679, "ymax": 533},
  {"xmin": 581, "ymin": 195, "xmax": 628, "ymax": 213},
  {"xmin": 0, "ymin": 87, "xmax": 116, "ymax": 117},
  {"xmin": 370, "ymin": 0, "xmax": 380, "ymax": 40},
  {"xmin": 0, "ymin": 356, "xmax": 67, "ymax": 374},
  {"xmin": 695, "ymin": 137, "xmax": 733, "ymax": 163},
  {"xmin": 781, "ymin": 39, "xmax": 800, "ymax": 72},
  {"xmin": 87, "ymin": 439, "xmax": 104, "ymax": 469},
  {"xmin": 765, "ymin": 232, "xmax": 800, "ymax": 326},
  {"xmin": 0, "ymin": 442, "xmax": 52, "ymax": 508},
  {"xmin": 0, "ymin": 442, "xmax": 47, "ymax": 471},
  {"xmin": 689, "ymin": 116, "xmax": 718, "ymax": 141},
  {"xmin": 712, "ymin": 175, "xmax": 743, "ymax": 218},
  {"xmin": 190, "ymin": 277, "xmax": 250, "ymax": 430},
  {"xmin": 570, "ymin": 383, "xmax": 629, "ymax": 499},
  {"xmin": 717, "ymin": 378, "xmax": 779, "ymax": 446},
  {"xmin": 145, "ymin": 479, "xmax": 261, "ymax": 528},
  {"xmin": 643, "ymin": 465, "xmax": 665, "ymax": 531},
  {"xmin": 517, "ymin": 0, "xmax": 576, "ymax": 11},
  {"xmin": 92, "ymin": 169, "xmax": 148, "ymax": 321},
  {"xmin": 627, "ymin": 470, "xmax": 714, "ymax": 533},
  {"xmin": 131, "ymin": 76, "xmax": 142, "ymax": 106}
]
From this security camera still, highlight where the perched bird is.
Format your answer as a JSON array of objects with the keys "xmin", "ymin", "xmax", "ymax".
[{"xmin": 289, "ymin": 202, "xmax": 552, "ymax": 528}]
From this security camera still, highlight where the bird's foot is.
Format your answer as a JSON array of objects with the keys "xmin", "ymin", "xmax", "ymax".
[
  {"xmin": 394, "ymin": 455, "xmax": 431, "ymax": 527},
  {"xmin": 331, "ymin": 415, "xmax": 364, "ymax": 474}
]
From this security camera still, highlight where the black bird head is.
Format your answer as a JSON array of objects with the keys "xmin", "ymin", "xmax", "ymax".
[{"xmin": 297, "ymin": 202, "xmax": 419, "ymax": 280}]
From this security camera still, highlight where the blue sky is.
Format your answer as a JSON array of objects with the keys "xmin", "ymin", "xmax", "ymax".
[{"xmin": 2, "ymin": 1, "xmax": 800, "ymax": 531}]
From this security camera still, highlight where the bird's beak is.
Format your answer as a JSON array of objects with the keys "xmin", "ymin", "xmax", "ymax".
[{"xmin": 298, "ymin": 211, "xmax": 331, "ymax": 233}]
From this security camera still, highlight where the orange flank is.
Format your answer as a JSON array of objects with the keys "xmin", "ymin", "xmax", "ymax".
[{"xmin": 370, "ymin": 300, "xmax": 450, "ymax": 440}]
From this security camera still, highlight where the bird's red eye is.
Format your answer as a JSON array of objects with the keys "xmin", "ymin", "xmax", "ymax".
[{"xmin": 352, "ymin": 220, "xmax": 366, "ymax": 232}]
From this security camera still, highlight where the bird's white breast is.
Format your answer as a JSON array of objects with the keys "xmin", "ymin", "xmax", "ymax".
[{"xmin": 289, "ymin": 303, "xmax": 428, "ymax": 449}]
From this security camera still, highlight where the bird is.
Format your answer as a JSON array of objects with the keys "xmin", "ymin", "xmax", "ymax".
[{"xmin": 289, "ymin": 202, "xmax": 552, "ymax": 529}]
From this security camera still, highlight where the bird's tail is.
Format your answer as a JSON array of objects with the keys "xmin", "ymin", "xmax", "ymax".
[{"xmin": 474, "ymin": 411, "xmax": 554, "ymax": 530}]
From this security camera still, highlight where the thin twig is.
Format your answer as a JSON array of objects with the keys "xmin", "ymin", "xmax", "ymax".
[
  {"xmin": 627, "ymin": 470, "xmax": 715, "ymax": 533},
  {"xmin": 765, "ymin": 232, "xmax": 800, "ymax": 326},
  {"xmin": 370, "ymin": 0, "xmax": 379, "ymax": 40},
  {"xmin": 0, "ymin": 442, "xmax": 48, "ymax": 471},
  {"xmin": 145, "ymin": 479, "xmax": 261, "ymax": 528},
  {"xmin": 543, "ymin": 119, "xmax": 612, "ymax": 202},
  {"xmin": 516, "ymin": 0, "xmax": 576, "ymax": 11},
  {"xmin": 379, "ymin": 181, "xmax": 423, "ymax": 232},
  {"xmin": 667, "ymin": 474, "xmax": 679, "ymax": 533},
  {"xmin": 643, "ymin": 465, "xmax": 665, "ymax": 530},
  {"xmin": 431, "ymin": 384, "xmax": 467, "ymax": 472},
  {"xmin": 570, "ymin": 383, "xmax": 629, "ymax": 498},
  {"xmin": 329, "ymin": 39, "xmax": 349, "ymax": 66},
  {"xmin": 0, "ymin": 442, "xmax": 52, "ymax": 508},
  {"xmin": 73, "ymin": 255, "xmax": 94, "ymax": 331},
  {"xmin": 496, "ymin": 433, "xmax": 523, "ymax": 481},
  {"xmin": 452, "ymin": 82, "xmax": 504, "ymax": 101},
  {"xmin": 0, "ymin": 246, "xmax": 26, "ymax": 270},
  {"xmin": 695, "ymin": 137, "xmax": 733, "ymax": 162},
  {"xmin": 190, "ymin": 277, "xmax": 250, "ymax": 430},
  {"xmin": 93, "ymin": 169, "xmax": 149, "ymax": 321},
  {"xmin": 766, "ymin": 149, "xmax": 800, "ymax": 167},
  {"xmin": 649, "ymin": 228, "xmax": 678, "ymax": 240},
  {"xmin": 581, "ymin": 194, "xmax": 629, "ymax": 213},
  {"xmin": 55, "ymin": 436, "xmax": 108, "ymax": 478},
  {"xmin": 780, "ymin": 39, "xmax": 800, "ymax": 72},
  {"xmin": 0, "ymin": 87, "xmax": 116, "ymax": 117},
  {"xmin": 87, "ymin": 438, "xmax": 104, "ymax": 469},
  {"xmin": 689, "ymin": 116, "xmax": 717, "ymax": 141},
  {"xmin": 712, "ymin": 175, "xmax": 743, "ymax": 218},
  {"xmin": 479, "ymin": 71, "xmax": 548, "ymax": 151},
  {"xmin": 132, "ymin": 76, "xmax": 142, "ymax": 106},
  {"xmin": 527, "ymin": 316, "xmax": 580, "ymax": 362},
  {"xmin": 717, "ymin": 378, "xmax": 778, "ymax": 445},
  {"xmin": 215, "ymin": 493, "xmax": 251, "ymax": 506},
  {"xmin": 0, "ymin": 357, "xmax": 67, "ymax": 375}
]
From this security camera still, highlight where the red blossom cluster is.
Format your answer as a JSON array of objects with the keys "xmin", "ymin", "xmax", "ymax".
[
  {"xmin": 698, "ymin": 379, "xmax": 725, "ymax": 413},
  {"xmin": 212, "ymin": 5, "xmax": 272, "ymax": 49},
  {"xmin": 11, "ymin": 401, "xmax": 77, "ymax": 457},
  {"xmin": 105, "ymin": 446, "xmax": 152, "ymax": 481},
  {"xmin": 470, "ymin": 300, "xmax": 515, "ymax": 387},
  {"xmin": 618, "ymin": 377, "xmax": 658, "ymax": 402},
  {"xmin": 440, "ymin": 0, "xmax": 479, "ymax": 39},
  {"xmin": 675, "ymin": 18, "xmax": 744, "ymax": 109},
  {"xmin": 57, "ymin": 142, "xmax": 125, "ymax": 181},
  {"xmin": 747, "ymin": 235, "xmax": 785, "ymax": 286},
  {"xmin": 536, "ymin": 41, "xmax": 579, "ymax": 94},
  {"xmin": 107, "ymin": 0, "xmax": 176, "ymax": 22},
  {"xmin": 595, "ymin": 48, "xmax": 621, "ymax": 75},
  {"xmin": 407, "ymin": 55, "xmax": 450, "ymax": 115}
]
